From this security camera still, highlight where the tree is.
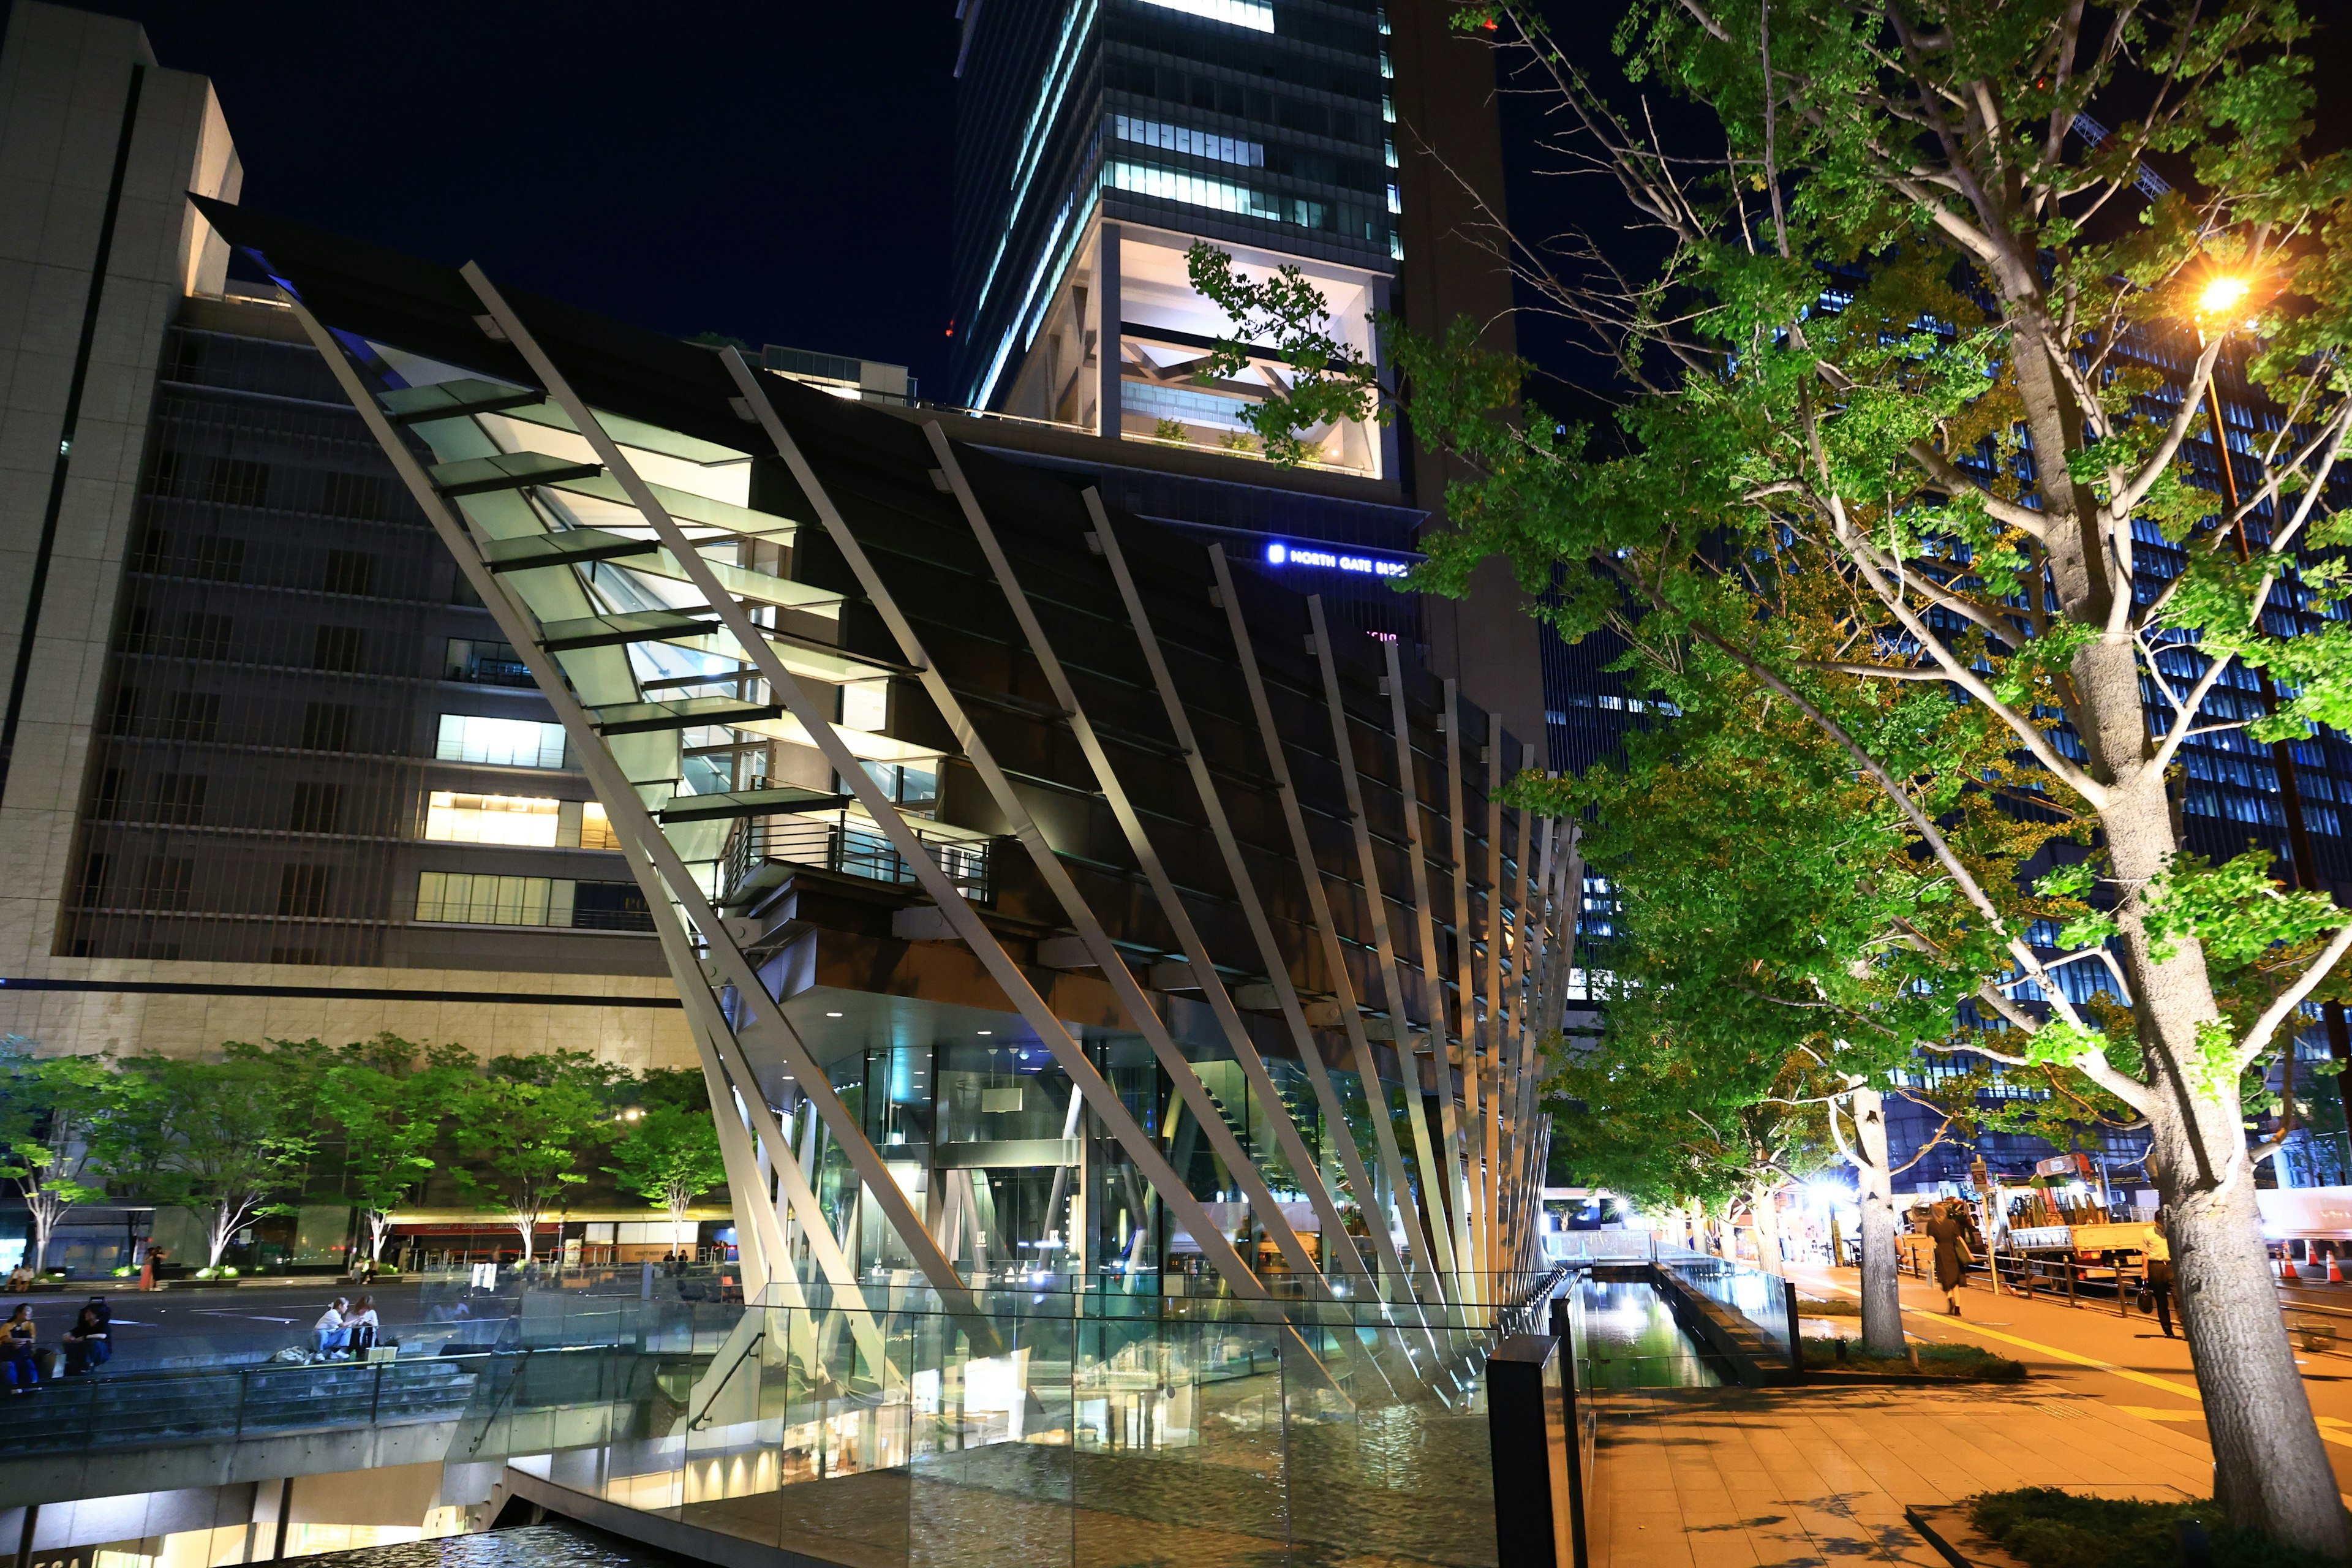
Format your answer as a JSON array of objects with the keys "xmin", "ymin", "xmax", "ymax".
[
  {"xmin": 605, "ymin": 1104, "xmax": 726, "ymax": 1254},
  {"xmin": 103, "ymin": 1048, "xmax": 317, "ymax": 1268},
  {"xmin": 451, "ymin": 1060, "xmax": 612, "ymax": 1264},
  {"xmin": 319, "ymin": 1036, "xmax": 472, "ymax": 1266},
  {"xmin": 0, "ymin": 1039, "xmax": 114, "ymax": 1275},
  {"xmin": 1198, "ymin": 0, "xmax": 2352, "ymax": 1540}
]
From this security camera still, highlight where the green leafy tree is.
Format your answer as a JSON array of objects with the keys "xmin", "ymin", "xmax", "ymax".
[
  {"xmin": 1194, "ymin": 0, "xmax": 2352, "ymax": 1538},
  {"xmin": 319, "ymin": 1036, "xmax": 473, "ymax": 1265},
  {"xmin": 102, "ymin": 1047, "xmax": 318, "ymax": 1268},
  {"xmin": 452, "ymin": 1055, "xmax": 615, "ymax": 1264},
  {"xmin": 0, "ymin": 1038, "xmax": 115, "ymax": 1273},
  {"xmin": 604, "ymin": 1104, "xmax": 727, "ymax": 1253}
]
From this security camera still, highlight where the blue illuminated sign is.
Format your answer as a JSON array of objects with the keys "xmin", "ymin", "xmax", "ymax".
[{"xmin": 1264, "ymin": 540, "xmax": 1412, "ymax": 578}]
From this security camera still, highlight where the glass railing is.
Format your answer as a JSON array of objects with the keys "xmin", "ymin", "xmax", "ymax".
[
  {"xmin": 1653, "ymin": 1250, "xmax": 1798, "ymax": 1370},
  {"xmin": 0, "ymin": 1352, "xmax": 492, "ymax": 1458},
  {"xmin": 429, "ymin": 1272, "xmax": 1578, "ymax": 1564}
]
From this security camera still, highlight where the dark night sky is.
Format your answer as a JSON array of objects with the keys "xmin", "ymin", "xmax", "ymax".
[
  {"xmin": 18, "ymin": 1, "xmax": 2348, "ymax": 409},
  {"xmin": 32, "ymin": 2, "xmax": 967, "ymax": 395}
]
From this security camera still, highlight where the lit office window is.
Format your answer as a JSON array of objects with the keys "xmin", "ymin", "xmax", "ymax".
[
  {"xmin": 1136, "ymin": 0, "xmax": 1273, "ymax": 30},
  {"xmin": 437, "ymin": 714, "xmax": 565, "ymax": 769},
  {"xmin": 581, "ymin": 802, "xmax": 619, "ymax": 850},
  {"xmin": 415, "ymin": 872, "xmax": 571, "ymax": 927},
  {"xmin": 1112, "ymin": 115, "xmax": 1265, "ymax": 168},
  {"xmin": 426, "ymin": 792, "xmax": 562, "ymax": 846}
]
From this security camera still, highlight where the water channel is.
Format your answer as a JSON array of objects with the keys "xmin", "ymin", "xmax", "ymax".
[{"xmin": 1562, "ymin": 1275, "xmax": 1723, "ymax": 1389}]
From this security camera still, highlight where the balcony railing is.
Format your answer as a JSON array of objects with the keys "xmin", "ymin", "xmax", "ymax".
[{"xmin": 722, "ymin": 813, "xmax": 990, "ymax": 905}]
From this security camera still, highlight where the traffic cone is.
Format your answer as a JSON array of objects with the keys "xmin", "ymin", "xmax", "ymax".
[
  {"xmin": 2283, "ymin": 1254, "xmax": 2302, "ymax": 1283},
  {"xmin": 2330, "ymin": 1254, "xmax": 2344, "ymax": 1286}
]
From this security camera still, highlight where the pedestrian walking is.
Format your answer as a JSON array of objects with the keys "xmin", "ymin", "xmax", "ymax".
[
  {"xmin": 2143, "ymin": 1220, "xmax": 2177, "ymax": 1339},
  {"xmin": 138, "ymin": 1246, "xmax": 167, "ymax": 1291},
  {"xmin": 61, "ymin": 1298, "xmax": 111, "ymax": 1374},
  {"xmin": 1926, "ymin": 1199, "xmax": 1972, "ymax": 1316}
]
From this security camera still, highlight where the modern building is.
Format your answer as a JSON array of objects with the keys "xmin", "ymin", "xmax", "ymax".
[
  {"xmin": 0, "ymin": 3, "xmax": 688, "ymax": 1061},
  {"xmin": 945, "ymin": 0, "xmax": 1551, "ymax": 761},
  {"xmin": 190, "ymin": 183, "xmax": 1572, "ymax": 1294}
]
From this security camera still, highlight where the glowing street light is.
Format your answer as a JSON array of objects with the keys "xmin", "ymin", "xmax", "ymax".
[{"xmin": 2198, "ymin": 273, "xmax": 2250, "ymax": 319}]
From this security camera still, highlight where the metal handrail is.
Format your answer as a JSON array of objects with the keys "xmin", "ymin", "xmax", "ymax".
[{"xmin": 721, "ymin": 812, "xmax": 991, "ymax": 903}]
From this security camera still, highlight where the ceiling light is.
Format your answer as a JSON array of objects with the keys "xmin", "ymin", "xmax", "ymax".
[{"xmin": 825, "ymin": 1011, "xmax": 843, "ymax": 1018}]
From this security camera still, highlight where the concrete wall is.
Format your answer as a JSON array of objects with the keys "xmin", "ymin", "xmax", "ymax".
[
  {"xmin": 0, "ymin": 4, "xmax": 242, "ymax": 974},
  {"xmin": 0, "ymin": 956, "xmax": 695, "ymax": 1064},
  {"xmin": 0, "ymin": 6, "xmax": 696, "ymax": 1069}
]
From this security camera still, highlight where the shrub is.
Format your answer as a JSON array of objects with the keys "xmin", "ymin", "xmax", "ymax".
[
  {"xmin": 1970, "ymin": 1488, "xmax": 2338, "ymax": 1567},
  {"xmin": 1802, "ymin": 1339, "xmax": 2026, "ymax": 1381}
]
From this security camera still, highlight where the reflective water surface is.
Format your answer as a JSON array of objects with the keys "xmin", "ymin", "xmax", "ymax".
[
  {"xmin": 1567, "ymin": 1278, "xmax": 1721, "ymax": 1389},
  {"xmin": 268, "ymin": 1525, "xmax": 671, "ymax": 1568}
]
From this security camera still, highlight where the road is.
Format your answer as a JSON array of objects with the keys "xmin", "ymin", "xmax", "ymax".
[{"xmin": 0, "ymin": 1281, "xmax": 454, "ymax": 1368}]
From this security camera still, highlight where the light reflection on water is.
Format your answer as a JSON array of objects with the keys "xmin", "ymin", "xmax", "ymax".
[
  {"xmin": 1569, "ymin": 1278, "xmax": 1721, "ymax": 1389},
  {"xmin": 265, "ymin": 1525, "xmax": 669, "ymax": 1568}
]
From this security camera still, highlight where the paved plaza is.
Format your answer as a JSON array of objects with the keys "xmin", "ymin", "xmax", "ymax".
[{"xmin": 1581, "ymin": 1261, "xmax": 2352, "ymax": 1565}]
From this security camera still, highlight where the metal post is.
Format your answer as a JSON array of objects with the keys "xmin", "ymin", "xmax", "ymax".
[
  {"xmin": 1206, "ymin": 552, "xmax": 1435, "ymax": 1300},
  {"xmin": 1204, "ymin": 545, "xmax": 1420, "ymax": 1297},
  {"xmin": 1305, "ymin": 597, "xmax": 1453, "ymax": 1293}
]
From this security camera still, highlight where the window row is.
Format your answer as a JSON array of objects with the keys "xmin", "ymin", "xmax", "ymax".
[
  {"xmin": 86, "ymin": 774, "xmax": 616, "ymax": 847},
  {"xmin": 146, "ymin": 450, "xmax": 402, "ymax": 522},
  {"xmin": 131, "ymin": 529, "xmax": 385, "ymax": 595},
  {"xmin": 413, "ymin": 872, "xmax": 652, "ymax": 932}
]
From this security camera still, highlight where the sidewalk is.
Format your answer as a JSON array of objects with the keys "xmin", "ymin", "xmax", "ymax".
[
  {"xmin": 1580, "ymin": 1260, "xmax": 2329, "ymax": 1566},
  {"xmin": 1790, "ymin": 1259, "xmax": 2352, "ymax": 1490}
]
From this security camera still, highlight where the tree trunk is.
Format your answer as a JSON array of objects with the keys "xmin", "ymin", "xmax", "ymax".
[
  {"xmin": 207, "ymin": 1205, "xmax": 234, "ymax": 1269},
  {"xmin": 367, "ymin": 1212, "xmax": 389, "ymax": 1264},
  {"xmin": 1851, "ymin": 1088, "xmax": 1905, "ymax": 1354},
  {"xmin": 29, "ymin": 1198, "xmax": 56, "ymax": 1275},
  {"xmin": 2090, "ymin": 751, "xmax": 2352, "ymax": 1551}
]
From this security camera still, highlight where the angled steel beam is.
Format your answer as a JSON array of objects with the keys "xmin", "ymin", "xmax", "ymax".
[
  {"xmin": 893, "ymin": 431, "xmax": 1321, "ymax": 1291},
  {"xmin": 1382, "ymin": 641, "xmax": 1474, "ymax": 1284},
  {"xmin": 1206, "ymin": 547, "xmax": 1428, "ymax": 1297},
  {"xmin": 1082, "ymin": 494, "xmax": 1371, "ymax": 1283},
  {"xmin": 1307, "ymin": 598, "xmax": 1460, "ymax": 1289},
  {"xmin": 715, "ymin": 356, "xmax": 1273, "ymax": 1300},
  {"xmin": 461, "ymin": 266, "xmax": 970, "ymax": 1301},
  {"xmin": 282, "ymin": 297, "xmax": 894, "ymax": 1362},
  {"xmin": 1481, "ymin": 710, "xmax": 1506, "ymax": 1281},
  {"xmin": 1440, "ymin": 679, "xmax": 1487, "ymax": 1282}
]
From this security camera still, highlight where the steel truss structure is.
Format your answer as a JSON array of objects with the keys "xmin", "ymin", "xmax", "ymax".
[{"xmin": 197, "ymin": 198, "xmax": 1581, "ymax": 1333}]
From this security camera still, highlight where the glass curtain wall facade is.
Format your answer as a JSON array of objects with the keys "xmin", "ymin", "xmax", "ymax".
[{"xmin": 952, "ymin": 0, "xmax": 1395, "ymax": 474}]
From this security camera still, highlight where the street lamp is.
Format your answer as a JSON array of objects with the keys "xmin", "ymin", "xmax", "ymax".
[
  {"xmin": 2189, "ymin": 270, "xmax": 2352, "ymax": 1071},
  {"xmin": 2198, "ymin": 273, "xmax": 2252, "ymax": 319}
]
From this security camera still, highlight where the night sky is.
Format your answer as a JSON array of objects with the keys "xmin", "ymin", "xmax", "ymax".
[
  {"xmin": 39, "ymin": 2, "xmax": 967, "ymax": 395},
  {"xmin": 21, "ymin": 1, "xmax": 2351, "ymax": 409}
]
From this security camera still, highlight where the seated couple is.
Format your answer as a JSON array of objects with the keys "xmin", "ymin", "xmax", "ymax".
[{"xmin": 309, "ymin": 1295, "xmax": 379, "ymax": 1357}]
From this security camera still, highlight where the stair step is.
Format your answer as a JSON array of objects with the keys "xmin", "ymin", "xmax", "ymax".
[
  {"xmin": 381, "ymin": 377, "xmax": 542, "ymax": 424},
  {"xmin": 484, "ymin": 527, "xmax": 652, "ymax": 573},
  {"xmin": 658, "ymin": 786, "xmax": 851, "ymax": 823},
  {"xmin": 431, "ymin": 450, "xmax": 603, "ymax": 497},
  {"xmin": 540, "ymin": 609, "xmax": 720, "ymax": 651},
  {"xmin": 590, "ymin": 696, "xmax": 783, "ymax": 736}
]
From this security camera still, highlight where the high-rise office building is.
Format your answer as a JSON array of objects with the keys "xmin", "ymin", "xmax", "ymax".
[
  {"xmin": 946, "ymin": 0, "xmax": 1550, "ymax": 757},
  {"xmin": 0, "ymin": 4, "xmax": 687, "ymax": 1060}
]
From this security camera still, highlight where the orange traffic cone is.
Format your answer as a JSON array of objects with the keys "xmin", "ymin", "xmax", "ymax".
[
  {"xmin": 2330, "ymin": 1254, "xmax": 2344, "ymax": 1286},
  {"xmin": 2283, "ymin": 1255, "xmax": 2302, "ymax": 1283}
]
